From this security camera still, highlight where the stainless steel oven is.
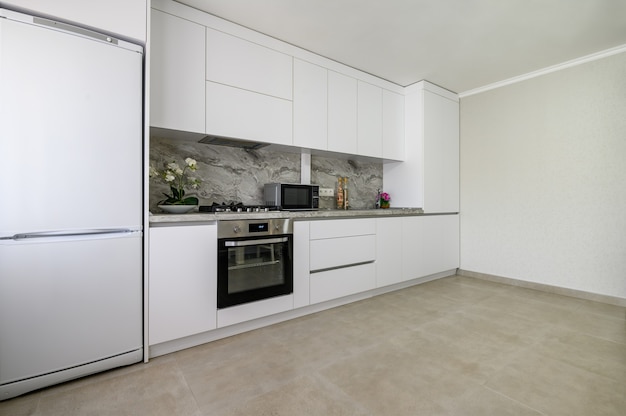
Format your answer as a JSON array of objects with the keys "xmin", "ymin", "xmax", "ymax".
[{"xmin": 217, "ymin": 218, "xmax": 293, "ymax": 309}]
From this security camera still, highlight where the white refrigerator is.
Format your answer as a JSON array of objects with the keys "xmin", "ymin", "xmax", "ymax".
[{"xmin": 0, "ymin": 9, "xmax": 143, "ymax": 400}]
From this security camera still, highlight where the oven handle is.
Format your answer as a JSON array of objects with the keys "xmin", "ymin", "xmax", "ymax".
[{"xmin": 224, "ymin": 236, "xmax": 289, "ymax": 247}]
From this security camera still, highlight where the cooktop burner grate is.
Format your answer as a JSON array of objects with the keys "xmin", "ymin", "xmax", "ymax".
[{"xmin": 199, "ymin": 202, "xmax": 281, "ymax": 213}]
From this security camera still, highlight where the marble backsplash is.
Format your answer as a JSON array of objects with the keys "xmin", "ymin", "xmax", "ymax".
[{"xmin": 149, "ymin": 137, "xmax": 382, "ymax": 212}]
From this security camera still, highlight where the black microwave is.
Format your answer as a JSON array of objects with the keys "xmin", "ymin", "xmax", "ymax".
[{"xmin": 264, "ymin": 183, "xmax": 319, "ymax": 210}]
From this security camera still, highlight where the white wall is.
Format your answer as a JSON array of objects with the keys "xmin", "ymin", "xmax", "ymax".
[{"xmin": 459, "ymin": 51, "xmax": 626, "ymax": 299}]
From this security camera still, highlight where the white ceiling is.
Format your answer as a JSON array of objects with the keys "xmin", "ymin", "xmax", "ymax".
[{"xmin": 175, "ymin": 0, "xmax": 626, "ymax": 94}]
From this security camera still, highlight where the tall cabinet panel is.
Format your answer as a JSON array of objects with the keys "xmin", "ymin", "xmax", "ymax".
[
  {"xmin": 383, "ymin": 81, "xmax": 459, "ymax": 213},
  {"xmin": 423, "ymin": 90, "xmax": 460, "ymax": 213},
  {"xmin": 421, "ymin": 215, "xmax": 459, "ymax": 276},
  {"xmin": 150, "ymin": 9, "xmax": 205, "ymax": 133},
  {"xmin": 149, "ymin": 224, "xmax": 217, "ymax": 346},
  {"xmin": 328, "ymin": 71, "xmax": 358, "ymax": 154},
  {"xmin": 293, "ymin": 59, "xmax": 328, "ymax": 150},
  {"xmin": 382, "ymin": 89, "xmax": 405, "ymax": 161},
  {"xmin": 357, "ymin": 81, "xmax": 383, "ymax": 158},
  {"xmin": 376, "ymin": 217, "xmax": 403, "ymax": 287},
  {"xmin": 401, "ymin": 216, "xmax": 426, "ymax": 280}
]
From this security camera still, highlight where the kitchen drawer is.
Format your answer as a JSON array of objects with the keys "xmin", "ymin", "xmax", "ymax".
[
  {"xmin": 309, "ymin": 218, "xmax": 375, "ymax": 240},
  {"xmin": 310, "ymin": 262, "xmax": 376, "ymax": 304},
  {"xmin": 310, "ymin": 234, "xmax": 375, "ymax": 271}
]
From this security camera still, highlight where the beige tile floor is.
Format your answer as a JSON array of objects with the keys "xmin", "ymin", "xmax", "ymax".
[{"xmin": 2, "ymin": 275, "xmax": 625, "ymax": 416}]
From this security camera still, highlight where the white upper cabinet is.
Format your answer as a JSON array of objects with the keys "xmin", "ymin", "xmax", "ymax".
[
  {"xmin": 383, "ymin": 81, "xmax": 459, "ymax": 212},
  {"xmin": 423, "ymin": 90, "xmax": 459, "ymax": 213},
  {"xmin": 357, "ymin": 81, "xmax": 383, "ymax": 158},
  {"xmin": 3, "ymin": 0, "xmax": 147, "ymax": 42},
  {"xmin": 205, "ymin": 27, "xmax": 292, "ymax": 100},
  {"xmin": 150, "ymin": 9, "xmax": 205, "ymax": 133},
  {"xmin": 205, "ymin": 27, "xmax": 293, "ymax": 145},
  {"xmin": 382, "ymin": 89, "xmax": 405, "ymax": 161},
  {"xmin": 293, "ymin": 59, "xmax": 328, "ymax": 151},
  {"xmin": 149, "ymin": 0, "xmax": 408, "ymax": 158},
  {"xmin": 205, "ymin": 81, "xmax": 293, "ymax": 145},
  {"xmin": 328, "ymin": 71, "xmax": 358, "ymax": 154},
  {"xmin": 294, "ymin": 62, "xmax": 402, "ymax": 160}
]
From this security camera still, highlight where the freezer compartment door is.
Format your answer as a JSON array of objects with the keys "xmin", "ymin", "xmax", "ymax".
[
  {"xmin": 0, "ymin": 12, "xmax": 143, "ymax": 235},
  {"xmin": 0, "ymin": 232, "xmax": 142, "ymax": 385}
]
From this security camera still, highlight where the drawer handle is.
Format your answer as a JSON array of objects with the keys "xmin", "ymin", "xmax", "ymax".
[{"xmin": 310, "ymin": 260, "xmax": 374, "ymax": 274}]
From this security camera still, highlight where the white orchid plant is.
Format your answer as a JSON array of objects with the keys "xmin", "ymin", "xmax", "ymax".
[{"xmin": 150, "ymin": 157, "xmax": 201, "ymax": 205}]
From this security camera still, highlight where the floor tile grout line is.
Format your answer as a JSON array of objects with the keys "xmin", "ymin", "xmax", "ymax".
[{"xmin": 482, "ymin": 384, "xmax": 548, "ymax": 416}]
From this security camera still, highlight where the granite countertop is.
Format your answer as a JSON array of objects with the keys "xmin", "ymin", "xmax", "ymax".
[{"xmin": 149, "ymin": 207, "xmax": 425, "ymax": 225}]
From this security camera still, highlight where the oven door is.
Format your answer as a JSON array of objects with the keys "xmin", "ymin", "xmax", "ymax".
[{"xmin": 217, "ymin": 234, "xmax": 293, "ymax": 309}]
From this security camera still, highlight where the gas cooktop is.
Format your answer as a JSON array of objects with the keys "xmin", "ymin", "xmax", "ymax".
[{"xmin": 199, "ymin": 202, "xmax": 281, "ymax": 213}]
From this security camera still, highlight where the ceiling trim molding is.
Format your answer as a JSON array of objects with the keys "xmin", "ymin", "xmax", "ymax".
[{"xmin": 459, "ymin": 44, "xmax": 626, "ymax": 98}]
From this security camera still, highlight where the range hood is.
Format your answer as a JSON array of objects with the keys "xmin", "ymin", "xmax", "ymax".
[
  {"xmin": 150, "ymin": 127, "xmax": 269, "ymax": 150},
  {"xmin": 199, "ymin": 135, "xmax": 269, "ymax": 150}
]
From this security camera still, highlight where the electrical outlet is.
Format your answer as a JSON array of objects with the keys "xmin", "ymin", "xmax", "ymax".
[{"xmin": 319, "ymin": 188, "xmax": 334, "ymax": 197}]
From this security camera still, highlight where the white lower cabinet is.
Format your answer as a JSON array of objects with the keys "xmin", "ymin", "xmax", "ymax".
[
  {"xmin": 310, "ymin": 263, "xmax": 376, "ymax": 304},
  {"xmin": 148, "ymin": 224, "xmax": 217, "ymax": 345},
  {"xmin": 216, "ymin": 295, "xmax": 293, "ymax": 328},
  {"xmin": 421, "ymin": 214, "xmax": 459, "ymax": 276},
  {"xmin": 402, "ymin": 217, "xmax": 426, "ymax": 280},
  {"xmin": 310, "ymin": 235, "xmax": 376, "ymax": 271},
  {"xmin": 147, "ymin": 215, "xmax": 458, "ymax": 352},
  {"xmin": 308, "ymin": 219, "xmax": 376, "ymax": 305},
  {"xmin": 293, "ymin": 221, "xmax": 311, "ymax": 308},
  {"xmin": 376, "ymin": 217, "xmax": 404, "ymax": 287},
  {"xmin": 402, "ymin": 215, "xmax": 459, "ymax": 281}
]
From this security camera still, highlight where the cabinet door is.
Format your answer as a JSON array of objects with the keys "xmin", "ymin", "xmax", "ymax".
[
  {"xmin": 293, "ymin": 221, "xmax": 310, "ymax": 309},
  {"xmin": 206, "ymin": 27, "xmax": 292, "ymax": 100},
  {"xmin": 328, "ymin": 71, "xmax": 357, "ymax": 154},
  {"xmin": 401, "ymin": 215, "xmax": 459, "ymax": 281},
  {"xmin": 150, "ymin": 9, "xmax": 205, "ymax": 133},
  {"xmin": 401, "ymin": 216, "xmax": 426, "ymax": 281},
  {"xmin": 421, "ymin": 214, "xmax": 459, "ymax": 276},
  {"xmin": 149, "ymin": 225, "xmax": 217, "ymax": 345},
  {"xmin": 4, "ymin": 0, "xmax": 147, "ymax": 42},
  {"xmin": 206, "ymin": 81, "xmax": 293, "ymax": 145},
  {"xmin": 310, "ymin": 218, "xmax": 376, "ymax": 240},
  {"xmin": 376, "ymin": 217, "xmax": 403, "ymax": 287},
  {"xmin": 310, "ymin": 263, "xmax": 376, "ymax": 304},
  {"xmin": 357, "ymin": 81, "xmax": 383, "ymax": 158},
  {"xmin": 423, "ymin": 91, "xmax": 460, "ymax": 212},
  {"xmin": 293, "ymin": 59, "xmax": 327, "ymax": 150},
  {"xmin": 310, "ymin": 235, "xmax": 376, "ymax": 271},
  {"xmin": 382, "ymin": 89, "xmax": 405, "ymax": 161}
]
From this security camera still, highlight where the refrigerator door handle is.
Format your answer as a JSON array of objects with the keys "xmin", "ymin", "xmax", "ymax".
[{"xmin": 1, "ymin": 229, "xmax": 138, "ymax": 241}]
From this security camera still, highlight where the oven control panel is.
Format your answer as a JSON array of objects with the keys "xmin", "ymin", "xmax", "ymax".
[{"xmin": 218, "ymin": 218, "xmax": 293, "ymax": 239}]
